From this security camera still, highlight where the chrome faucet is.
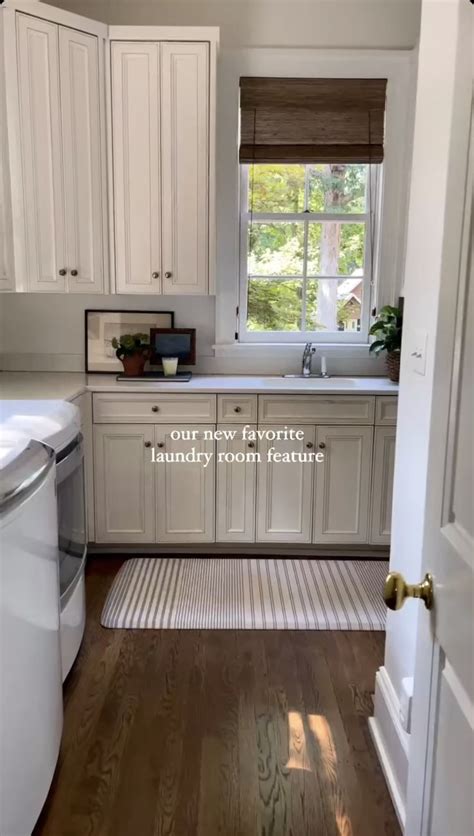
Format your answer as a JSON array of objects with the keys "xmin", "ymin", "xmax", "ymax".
[{"xmin": 302, "ymin": 342, "xmax": 316, "ymax": 377}]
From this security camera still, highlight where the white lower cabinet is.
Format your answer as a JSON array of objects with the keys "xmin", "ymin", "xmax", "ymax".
[
  {"xmin": 94, "ymin": 424, "xmax": 155, "ymax": 543},
  {"xmin": 155, "ymin": 425, "xmax": 215, "ymax": 542},
  {"xmin": 370, "ymin": 426, "xmax": 396, "ymax": 545},
  {"xmin": 313, "ymin": 425, "xmax": 373, "ymax": 544},
  {"xmin": 257, "ymin": 425, "xmax": 315, "ymax": 543},
  {"xmin": 216, "ymin": 425, "xmax": 257, "ymax": 542}
]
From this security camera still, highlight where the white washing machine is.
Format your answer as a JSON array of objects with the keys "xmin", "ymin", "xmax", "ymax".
[
  {"xmin": 0, "ymin": 431, "xmax": 63, "ymax": 836},
  {"xmin": 0, "ymin": 401, "xmax": 87, "ymax": 680}
]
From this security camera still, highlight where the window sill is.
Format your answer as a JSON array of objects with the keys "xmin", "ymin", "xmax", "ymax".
[{"xmin": 213, "ymin": 341, "xmax": 373, "ymax": 358}]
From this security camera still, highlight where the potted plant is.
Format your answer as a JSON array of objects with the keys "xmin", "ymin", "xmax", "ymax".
[
  {"xmin": 369, "ymin": 305, "xmax": 403, "ymax": 382},
  {"xmin": 112, "ymin": 333, "xmax": 150, "ymax": 377}
]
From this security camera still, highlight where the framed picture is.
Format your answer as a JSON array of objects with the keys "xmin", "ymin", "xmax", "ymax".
[
  {"xmin": 85, "ymin": 309, "xmax": 174, "ymax": 373},
  {"xmin": 149, "ymin": 328, "xmax": 196, "ymax": 366}
]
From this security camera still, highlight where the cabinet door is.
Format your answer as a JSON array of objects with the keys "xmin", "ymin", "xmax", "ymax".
[
  {"xmin": 16, "ymin": 14, "xmax": 66, "ymax": 292},
  {"xmin": 111, "ymin": 42, "xmax": 161, "ymax": 294},
  {"xmin": 59, "ymin": 28, "xmax": 104, "ymax": 293},
  {"xmin": 94, "ymin": 424, "xmax": 155, "ymax": 543},
  {"xmin": 313, "ymin": 426, "xmax": 373, "ymax": 544},
  {"xmin": 257, "ymin": 425, "xmax": 315, "ymax": 543},
  {"xmin": 155, "ymin": 425, "xmax": 215, "ymax": 542},
  {"xmin": 161, "ymin": 42, "xmax": 209, "ymax": 295},
  {"xmin": 216, "ymin": 425, "xmax": 257, "ymax": 542},
  {"xmin": 370, "ymin": 427, "xmax": 396, "ymax": 545}
]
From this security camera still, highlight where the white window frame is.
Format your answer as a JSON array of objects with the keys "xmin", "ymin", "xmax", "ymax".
[{"xmin": 238, "ymin": 163, "xmax": 380, "ymax": 344}]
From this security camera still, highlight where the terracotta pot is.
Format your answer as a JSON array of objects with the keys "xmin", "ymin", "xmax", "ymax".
[
  {"xmin": 386, "ymin": 351, "xmax": 400, "ymax": 383},
  {"xmin": 120, "ymin": 352, "xmax": 148, "ymax": 377}
]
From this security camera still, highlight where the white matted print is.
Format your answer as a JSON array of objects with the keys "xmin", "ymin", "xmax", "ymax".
[{"xmin": 85, "ymin": 309, "xmax": 174, "ymax": 373}]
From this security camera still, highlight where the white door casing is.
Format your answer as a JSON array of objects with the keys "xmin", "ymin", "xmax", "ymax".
[
  {"xmin": 155, "ymin": 425, "xmax": 215, "ymax": 542},
  {"xmin": 111, "ymin": 41, "xmax": 162, "ymax": 294},
  {"xmin": 94, "ymin": 424, "xmax": 155, "ymax": 543},
  {"xmin": 370, "ymin": 426, "xmax": 396, "ymax": 545},
  {"xmin": 256, "ymin": 425, "xmax": 315, "ymax": 543},
  {"xmin": 216, "ymin": 425, "xmax": 257, "ymax": 542},
  {"xmin": 59, "ymin": 27, "xmax": 104, "ymax": 292},
  {"xmin": 160, "ymin": 42, "xmax": 209, "ymax": 295},
  {"xmin": 313, "ymin": 425, "xmax": 373, "ymax": 544}
]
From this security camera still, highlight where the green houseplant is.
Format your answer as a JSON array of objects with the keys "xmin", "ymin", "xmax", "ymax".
[
  {"xmin": 112, "ymin": 333, "xmax": 150, "ymax": 377},
  {"xmin": 369, "ymin": 305, "xmax": 403, "ymax": 382}
]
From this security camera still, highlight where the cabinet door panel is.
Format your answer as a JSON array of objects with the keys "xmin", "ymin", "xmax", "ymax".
[
  {"xmin": 17, "ymin": 14, "xmax": 66, "ymax": 292},
  {"xmin": 313, "ymin": 426, "xmax": 373, "ymax": 544},
  {"xmin": 257, "ymin": 425, "xmax": 314, "ymax": 543},
  {"xmin": 370, "ymin": 427, "xmax": 396, "ymax": 545},
  {"xmin": 60, "ymin": 27, "xmax": 104, "ymax": 293},
  {"xmin": 94, "ymin": 424, "xmax": 155, "ymax": 543},
  {"xmin": 155, "ymin": 425, "xmax": 215, "ymax": 542},
  {"xmin": 161, "ymin": 42, "xmax": 209, "ymax": 294},
  {"xmin": 216, "ymin": 425, "xmax": 256, "ymax": 542},
  {"xmin": 111, "ymin": 42, "xmax": 161, "ymax": 294}
]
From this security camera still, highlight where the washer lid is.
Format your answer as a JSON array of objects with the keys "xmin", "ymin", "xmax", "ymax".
[
  {"xmin": 0, "ymin": 433, "xmax": 55, "ymax": 513},
  {"xmin": 0, "ymin": 400, "xmax": 80, "ymax": 453}
]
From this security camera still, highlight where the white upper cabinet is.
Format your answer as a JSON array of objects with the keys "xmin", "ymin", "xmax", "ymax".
[
  {"xmin": 110, "ymin": 33, "xmax": 217, "ymax": 295},
  {"xmin": 111, "ymin": 42, "xmax": 161, "ymax": 294},
  {"xmin": 59, "ymin": 27, "xmax": 105, "ymax": 293},
  {"xmin": 2, "ymin": 5, "xmax": 107, "ymax": 292},
  {"xmin": 16, "ymin": 14, "xmax": 66, "ymax": 292},
  {"xmin": 160, "ymin": 42, "xmax": 209, "ymax": 295}
]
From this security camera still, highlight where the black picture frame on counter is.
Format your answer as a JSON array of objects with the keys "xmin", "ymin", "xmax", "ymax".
[{"xmin": 85, "ymin": 309, "xmax": 175, "ymax": 373}]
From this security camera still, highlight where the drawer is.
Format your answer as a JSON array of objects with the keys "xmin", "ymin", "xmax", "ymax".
[
  {"xmin": 375, "ymin": 396, "xmax": 398, "ymax": 426},
  {"xmin": 217, "ymin": 395, "xmax": 258, "ymax": 423},
  {"xmin": 258, "ymin": 395, "xmax": 375, "ymax": 425},
  {"xmin": 93, "ymin": 393, "xmax": 216, "ymax": 424}
]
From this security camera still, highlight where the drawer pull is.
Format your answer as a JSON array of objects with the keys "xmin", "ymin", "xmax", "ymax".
[
  {"xmin": 248, "ymin": 441, "xmax": 255, "ymax": 448},
  {"xmin": 234, "ymin": 406, "xmax": 242, "ymax": 413},
  {"xmin": 152, "ymin": 271, "xmax": 160, "ymax": 279},
  {"xmin": 152, "ymin": 405, "xmax": 159, "ymax": 413},
  {"xmin": 319, "ymin": 442, "xmax": 326, "ymax": 450},
  {"xmin": 165, "ymin": 271, "xmax": 172, "ymax": 279},
  {"xmin": 144, "ymin": 441, "xmax": 152, "ymax": 448},
  {"xmin": 306, "ymin": 442, "xmax": 313, "ymax": 449},
  {"xmin": 157, "ymin": 442, "xmax": 165, "ymax": 449}
]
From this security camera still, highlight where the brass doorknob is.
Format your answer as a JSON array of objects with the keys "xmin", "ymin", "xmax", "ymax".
[{"xmin": 384, "ymin": 571, "xmax": 434, "ymax": 611}]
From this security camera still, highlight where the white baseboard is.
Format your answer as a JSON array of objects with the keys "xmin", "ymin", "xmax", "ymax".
[{"xmin": 369, "ymin": 666, "xmax": 410, "ymax": 830}]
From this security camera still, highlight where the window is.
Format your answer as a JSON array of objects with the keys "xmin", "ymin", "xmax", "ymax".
[{"xmin": 239, "ymin": 162, "xmax": 377, "ymax": 342}]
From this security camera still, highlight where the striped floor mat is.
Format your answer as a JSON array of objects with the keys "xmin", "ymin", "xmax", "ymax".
[{"xmin": 101, "ymin": 557, "xmax": 388, "ymax": 631}]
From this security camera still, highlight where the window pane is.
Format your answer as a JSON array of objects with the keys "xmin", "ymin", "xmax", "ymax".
[
  {"xmin": 308, "ymin": 164, "xmax": 367, "ymax": 213},
  {"xmin": 248, "ymin": 164, "xmax": 305, "ymax": 213},
  {"xmin": 247, "ymin": 279, "xmax": 302, "ymax": 331},
  {"xmin": 249, "ymin": 222, "xmax": 304, "ymax": 276},
  {"xmin": 307, "ymin": 222, "xmax": 365, "ymax": 276},
  {"xmin": 306, "ymin": 278, "xmax": 363, "ymax": 332}
]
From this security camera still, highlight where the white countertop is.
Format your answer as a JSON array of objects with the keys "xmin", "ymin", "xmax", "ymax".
[{"xmin": 0, "ymin": 371, "xmax": 398, "ymax": 400}]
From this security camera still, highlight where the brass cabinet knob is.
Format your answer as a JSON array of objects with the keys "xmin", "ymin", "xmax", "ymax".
[
  {"xmin": 234, "ymin": 406, "xmax": 242, "ymax": 413},
  {"xmin": 306, "ymin": 442, "xmax": 313, "ymax": 449},
  {"xmin": 319, "ymin": 442, "xmax": 326, "ymax": 450},
  {"xmin": 58, "ymin": 268, "xmax": 67, "ymax": 276},
  {"xmin": 165, "ymin": 271, "xmax": 172, "ymax": 279},
  {"xmin": 152, "ymin": 405, "xmax": 159, "ymax": 413},
  {"xmin": 144, "ymin": 441, "xmax": 152, "ymax": 448},
  {"xmin": 248, "ymin": 441, "xmax": 255, "ymax": 448},
  {"xmin": 70, "ymin": 269, "xmax": 78, "ymax": 276},
  {"xmin": 157, "ymin": 442, "xmax": 165, "ymax": 449},
  {"xmin": 384, "ymin": 571, "xmax": 434, "ymax": 611},
  {"xmin": 152, "ymin": 271, "xmax": 160, "ymax": 279}
]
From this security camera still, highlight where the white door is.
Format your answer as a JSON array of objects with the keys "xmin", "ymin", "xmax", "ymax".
[
  {"xmin": 257, "ymin": 425, "xmax": 314, "ymax": 543},
  {"xmin": 388, "ymin": 3, "xmax": 473, "ymax": 833},
  {"xmin": 94, "ymin": 425, "xmax": 155, "ymax": 543},
  {"xmin": 155, "ymin": 425, "xmax": 215, "ymax": 542},
  {"xmin": 59, "ymin": 27, "xmax": 104, "ymax": 293},
  {"xmin": 16, "ymin": 14, "xmax": 66, "ymax": 292},
  {"xmin": 313, "ymin": 425, "xmax": 373, "ymax": 544},
  {"xmin": 111, "ymin": 42, "xmax": 162, "ymax": 294},
  {"xmin": 370, "ymin": 426, "xmax": 396, "ymax": 545},
  {"xmin": 216, "ymin": 425, "xmax": 257, "ymax": 543},
  {"xmin": 161, "ymin": 42, "xmax": 209, "ymax": 295}
]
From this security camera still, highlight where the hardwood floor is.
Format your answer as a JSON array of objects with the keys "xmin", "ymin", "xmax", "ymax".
[{"xmin": 34, "ymin": 557, "xmax": 399, "ymax": 836}]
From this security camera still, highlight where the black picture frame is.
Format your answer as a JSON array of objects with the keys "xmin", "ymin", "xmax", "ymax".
[{"xmin": 85, "ymin": 309, "xmax": 175, "ymax": 373}]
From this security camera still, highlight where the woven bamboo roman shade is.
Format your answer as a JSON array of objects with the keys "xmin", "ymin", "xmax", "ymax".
[{"xmin": 239, "ymin": 77, "xmax": 387, "ymax": 164}]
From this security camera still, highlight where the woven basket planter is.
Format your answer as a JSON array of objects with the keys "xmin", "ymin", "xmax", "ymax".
[{"xmin": 386, "ymin": 351, "xmax": 401, "ymax": 383}]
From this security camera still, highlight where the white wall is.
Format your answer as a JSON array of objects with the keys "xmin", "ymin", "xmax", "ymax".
[{"xmin": 1, "ymin": 0, "xmax": 419, "ymax": 373}]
